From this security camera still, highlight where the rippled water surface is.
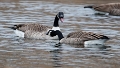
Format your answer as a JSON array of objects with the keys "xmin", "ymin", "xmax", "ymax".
[{"xmin": 0, "ymin": 0, "xmax": 120, "ymax": 68}]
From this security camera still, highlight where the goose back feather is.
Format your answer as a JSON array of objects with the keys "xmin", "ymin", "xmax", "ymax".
[
  {"xmin": 15, "ymin": 23, "xmax": 51, "ymax": 32},
  {"xmin": 66, "ymin": 31, "xmax": 108, "ymax": 40}
]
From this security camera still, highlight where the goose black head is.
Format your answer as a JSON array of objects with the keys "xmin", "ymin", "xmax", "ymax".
[
  {"xmin": 57, "ymin": 12, "xmax": 64, "ymax": 23},
  {"xmin": 53, "ymin": 12, "xmax": 64, "ymax": 27}
]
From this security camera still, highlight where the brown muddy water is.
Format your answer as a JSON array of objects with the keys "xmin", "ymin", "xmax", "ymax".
[{"xmin": 0, "ymin": 0, "xmax": 120, "ymax": 68}]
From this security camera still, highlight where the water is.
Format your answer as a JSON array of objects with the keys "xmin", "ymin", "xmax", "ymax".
[{"xmin": 0, "ymin": 0, "xmax": 120, "ymax": 68}]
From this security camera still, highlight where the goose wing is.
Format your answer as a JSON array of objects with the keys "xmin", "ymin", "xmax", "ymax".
[{"xmin": 67, "ymin": 31, "xmax": 109, "ymax": 41}]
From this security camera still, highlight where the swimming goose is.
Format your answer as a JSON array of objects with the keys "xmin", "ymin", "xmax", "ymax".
[
  {"xmin": 84, "ymin": 3, "xmax": 120, "ymax": 16},
  {"xmin": 9, "ymin": 12, "xmax": 64, "ymax": 39},
  {"xmin": 46, "ymin": 30, "xmax": 109, "ymax": 47}
]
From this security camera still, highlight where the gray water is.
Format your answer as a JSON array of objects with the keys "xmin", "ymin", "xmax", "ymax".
[{"xmin": 0, "ymin": 0, "xmax": 120, "ymax": 68}]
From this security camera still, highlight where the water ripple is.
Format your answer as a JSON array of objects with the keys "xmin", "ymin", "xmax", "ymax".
[{"xmin": 0, "ymin": 0, "xmax": 120, "ymax": 68}]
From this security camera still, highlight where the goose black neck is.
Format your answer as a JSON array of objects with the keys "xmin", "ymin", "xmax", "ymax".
[
  {"xmin": 55, "ymin": 30, "xmax": 64, "ymax": 41},
  {"xmin": 53, "ymin": 15, "xmax": 59, "ymax": 27}
]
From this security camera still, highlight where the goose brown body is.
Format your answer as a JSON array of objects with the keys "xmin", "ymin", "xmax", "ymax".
[
  {"xmin": 13, "ymin": 23, "xmax": 55, "ymax": 39},
  {"xmin": 84, "ymin": 3, "xmax": 120, "ymax": 16},
  {"xmin": 60, "ymin": 31, "xmax": 109, "ymax": 45}
]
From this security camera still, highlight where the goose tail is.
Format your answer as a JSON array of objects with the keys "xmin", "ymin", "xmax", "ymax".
[
  {"xmin": 100, "ymin": 35, "xmax": 110, "ymax": 40},
  {"xmin": 84, "ymin": 5, "xmax": 93, "ymax": 8},
  {"xmin": 8, "ymin": 25, "xmax": 17, "ymax": 30}
]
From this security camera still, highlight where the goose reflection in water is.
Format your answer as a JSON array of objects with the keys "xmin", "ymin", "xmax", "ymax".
[{"xmin": 50, "ymin": 45, "xmax": 62, "ymax": 68}]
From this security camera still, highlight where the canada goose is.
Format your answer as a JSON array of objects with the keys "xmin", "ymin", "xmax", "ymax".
[
  {"xmin": 46, "ymin": 30, "xmax": 109, "ymax": 47},
  {"xmin": 9, "ymin": 12, "xmax": 64, "ymax": 39},
  {"xmin": 84, "ymin": 3, "xmax": 120, "ymax": 16}
]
